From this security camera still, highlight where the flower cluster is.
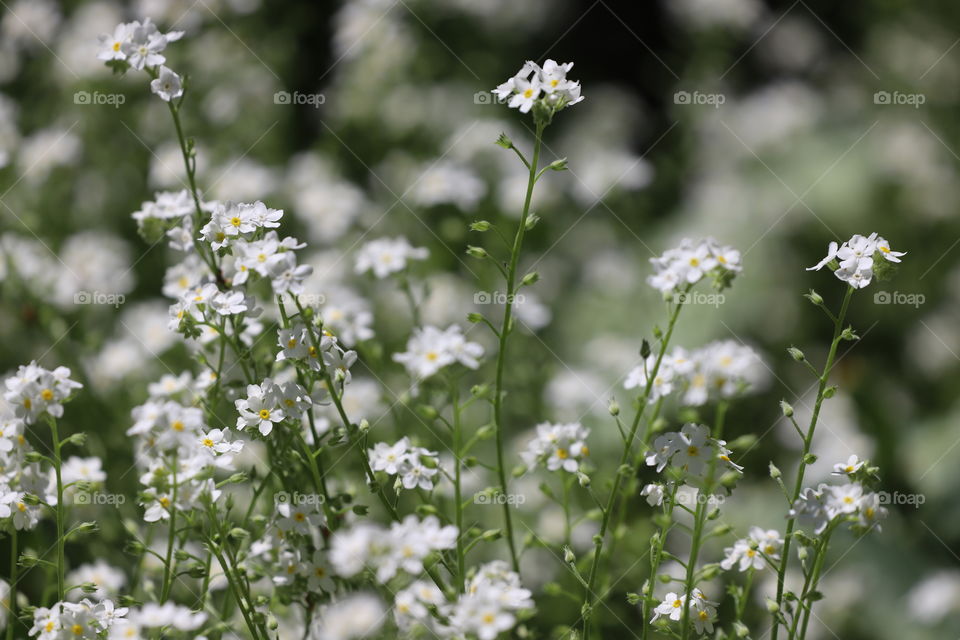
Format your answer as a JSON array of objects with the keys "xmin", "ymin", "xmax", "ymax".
[
  {"xmin": 276, "ymin": 323, "xmax": 358, "ymax": 387},
  {"xmin": 790, "ymin": 466, "xmax": 888, "ymax": 535},
  {"xmin": 396, "ymin": 561, "xmax": 534, "ymax": 639},
  {"xmin": 248, "ymin": 497, "xmax": 328, "ymax": 592},
  {"xmin": 393, "ymin": 324, "xmax": 484, "ymax": 379},
  {"xmin": 625, "ymin": 340, "xmax": 766, "ymax": 405},
  {"xmin": 647, "ymin": 237, "xmax": 742, "ymax": 294},
  {"xmin": 493, "ymin": 59, "xmax": 584, "ymax": 115},
  {"xmin": 98, "ymin": 18, "xmax": 185, "ymax": 101},
  {"xmin": 355, "ymin": 236, "xmax": 429, "ymax": 279},
  {"xmin": 807, "ymin": 232, "xmax": 905, "ymax": 289},
  {"xmin": 30, "ymin": 599, "xmax": 127, "ymax": 640},
  {"xmin": 330, "ymin": 515, "xmax": 457, "ymax": 583},
  {"xmin": 651, "ymin": 589, "xmax": 718, "ymax": 635},
  {"xmin": 645, "ymin": 423, "xmax": 742, "ymax": 480},
  {"xmin": 1, "ymin": 363, "xmax": 82, "ymax": 531},
  {"xmin": 520, "ymin": 421, "xmax": 590, "ymax": 473},
  {"xmin": 369, "ymin": 437, "xmax": 441, "ymax": 490},
  {"xmin": 235, "ymin": 378, "xmax": 312, "ymax": 437},
  {"xmin": 720, "ymin": 526, "xmax": 784, "ymax": 572}
]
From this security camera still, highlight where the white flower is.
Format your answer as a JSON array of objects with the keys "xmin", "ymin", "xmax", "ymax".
[
  {"xmin": 647, "ymin": 237, "xmax": 742, "ymax": 294},
  {"xmin": 832, "ymin": 454, "xmax": 864, "ymax": 476},
  {"xmin": 807, "ymin": 232, "xmax": 904, "ymax": 289},
  {"xmin": 150, "ymin": 66, "xmax": 183, "ymax": 102},
  {"xmin": 393, "ymin": 324, "xmax": 483, "ymax": 379},
  {"xmin": 652, "ymin": 592, "xmax": 686, "ymax": 622},
  {"xmin": 720, "ymin": 527, "xmax": 783, "ymax": 572},
  {"xmin": 354, "ymin": 236, "xmax": 428, "ymax": 278},
  {"xmin": 310, "ymin": 593, "xmax": 384, "ymax": 640},
  {"xmin": 235, "ymin": 380, "xmax": 285, "ymax": 436},
  {"xmin": 520, "ymin": 422, "xmax": 590, "ymax": 473},
  {"xmin": 641, "ymin": 483, "xmax": 665, "ymax": 506},
  {"xmin": 495, "ymin": 60, "xmax": 583, "ymax": 114}
]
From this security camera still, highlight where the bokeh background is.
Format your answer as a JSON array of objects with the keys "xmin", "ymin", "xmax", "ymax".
[{"xmin": 1, "ymin": 0, "xmax": 959, "ymax": 638}]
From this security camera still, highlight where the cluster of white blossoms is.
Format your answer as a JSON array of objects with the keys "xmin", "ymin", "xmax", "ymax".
[
  {"xmin": 645, "ymin": 423, "xmax": 742, "ymax": 481},
  {"xmin": 807, "ymin": 232, "xmax": 906, "ymax": 289},
  {"xmin": 790, "ymin": 457, "xmax": 888, "ymax": 535},
  {"xmin": 330, "ymin": 515, "xmax": 457, "ymax": 583},
  {"xmin": 108, "ymin": 603, "xmax": 207, "ymax": 638},
  {"xmin": 393, "ymin": 324, "xmax": 484, "ymax": 379},
  {"xmin": 647, "ymin": 237, "xmax": 742, "ymax": 294},
  {"xmin": 355, "ymin": 236, "xmax": 429, "ymax": 279},
  {"xmin": 520, "ymin": 421, "xmax": 590, "ymax": 473},
  {"xmin": 247, "ymin": 496, "xmax": 329, "ymax": 592},
  {"xmin": 1, "ymin": 363, "xmax": 82, "ymax": 531},
  {"xmin": 235, "ymin": 378, "xmax": 312, "ymax": 437},
  {"xmin": 276, "ymin": 323, "xmax": 358, "ymax": 387},
  {"xmin": 720, "ymin": 526, "xmax": 785, "ymax": 572},
  {"xmin": 396, "ymin": 561, "xmax": 534, "ymax": 640},
  {"xmin": 98, "ymin": 18, "xmax": 185, "ymax": 102},
  {"xmin": 369, "ymin": 437, "xmax": 441, "ymax": 491},
  {"xmin": 625, "ymin": 340, "xmax": 766, "ymax": 405},
  {"xmin": 127, "ymin": 378, "xmax": 245, "ymax": 523},
  {"xmin": 651, "ymin": 588, "xmax": 718, "ymax": 635},
  {"xmin": 30, "ymin": 599, "xmax": 127, "ymax": 640},
  {"xmin": 493, "ymin": 59, "xmax": 584, "ymax": 114}
]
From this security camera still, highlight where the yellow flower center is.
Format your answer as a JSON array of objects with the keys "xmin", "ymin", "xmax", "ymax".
[
  {"xmin": 202, "ymin": 437, "xmax": 214, "ymax": 447},
  {"xmin": 23, "ymin": 398, "xmax": 31, "ymax": 410},
  {"xmin": 171, "ymin": 420, "xmax": 184, "ymax": 432},
  {"xmin": 426, "ymin": 351, "xmax": 439, "ymax": 362},
  {"xmin": 112, "ymin": 41, "xmax": 121, "ymax": 52},
  {"xmin": 687, "ymin": 446, "xmax": 699, "ymax": 456},
  {"xmin": 556, "ymin": 448, "xmax": 569, "ymax": 459},
  {"xmin": 294, "ymin": 512, "xmax": 306, "ymax": 522},
  {"xmin": 230, "ymin": 216, "xmax": 242, "ymax": 227},
  {"xmin": 259, "ymin": 409, "xmax": 271, "ymax": 420},
  {"xmin": 523, "ymin": 88, "xmax": 533, "ymax": 98},
  {"xmin": 41, "ymin": 388, "xmax": 54, "ymax": 401},
  {"xmin": 672, "ymin": 599, "xmax": 682, "ymax": 608},
  {"xmin": 72, "ymin": 624, "xmax": 83, "ymax": 635}
]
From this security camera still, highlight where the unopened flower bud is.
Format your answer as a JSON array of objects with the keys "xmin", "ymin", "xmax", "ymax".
[
  {"xmin": 788, "ymin": 347, "xmax": 805, "ymax": 362},
  {"xmin": 466, "ymin": 245, "xmax": 488, "ymax": 259},
  {"xmin": 470, "ymin": 220, "xmax": 491, "ymax": 232},
  {"xmin": 780, "ymin": 400, "xmax": 794, "ymax": 417}
]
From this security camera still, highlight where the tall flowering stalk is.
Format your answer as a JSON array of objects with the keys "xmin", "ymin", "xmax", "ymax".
[
  {"xmin": 477, "ymin": 59, "xmax": 584, "ymax": 571},
  {"xmin": 768, "ymin": 233, "xmax": 905, "ymax": 640}
]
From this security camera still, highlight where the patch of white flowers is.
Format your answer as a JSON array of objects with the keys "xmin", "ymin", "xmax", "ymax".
[
  {"xmin": 807, "ymin": 232, "xmax": 905, "ymax": 289},
  {"xmin": 647, "ymin": 237, "xmax": 742, "ymax": 294},
  {"xmin": 520, "ymin": 421, "xmax": 590, "ymax": 473},
  {"xmin": 369, "ymin": 437, "xmax": 441, "ymax": 491}
]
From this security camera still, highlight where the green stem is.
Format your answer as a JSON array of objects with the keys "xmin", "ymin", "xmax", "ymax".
[
  {"xmin": 642, "ymin": 484, "xmax": 679, "ymax": 639},
  {"xmin": 584, "ymin": 296, "xmax": 686, "ymax": 639},
  {"xmin": 160, "ymin": 453, "xmax": 179, "ymax": 603},
  {"xmin": 451, "ymin": 379, "xmax": 466, "ymax": 593},
  {"xmin": 492, "ymin": 122, "xmax": 545, "ymax": 572},
  {"xmin": 795, "ymin": 529, "xmax": 833, "ymax": 640},
  {"xmin": 6, "ymin": 528, "xmax": 17, "ymax": 640},
  {"xmin": 770, "ymin": 286, "xmax": 853, "ymax": 640},
  {"xmin": 48, "ymin": 416, "xmax": 65, "ymax": 603},
  {"xmin": 679, "ymin": 401, "xmax": 727, "ymax": 640}
]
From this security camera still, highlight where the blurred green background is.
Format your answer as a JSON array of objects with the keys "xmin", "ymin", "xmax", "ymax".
[{"xmin": 1, "ymin": 0, "xmax": 959, "ymax": 637}]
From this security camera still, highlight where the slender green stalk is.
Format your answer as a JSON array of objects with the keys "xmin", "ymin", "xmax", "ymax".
[
  {"xmin": 451, "ymin": 379, "xmax": 466, "ymax": 593},
  {"xmin": 679, "ymin": 401, "xmax": 727, "ymax": 640},
  {"xmin": 160, "ymin": 453, "xmax": 179, "ymax": 603},
  {"xmin": 48, "ymin": 416, "xmax": 65, "ymax": 602},
  {"xmin": 6, "ymin": 528, "xmax": 17, "ymax": 640},
  {"xmin": 583, "ymin": 297, "xmax": 686, "ymax": 638},
  {"xmin": 641, "ymin": 483, "xmax": 679, "ymax": 640},
  {"xmin": 794, "ymin": 528, "xmax": 834, "ymax": 640},
  {"xmin": 491, "ymin": 121, "xmax": 545, "ymax": 572},
  {"xmin": 770, "ymin": 286, "xmax": 853, "ymax": 640}
]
